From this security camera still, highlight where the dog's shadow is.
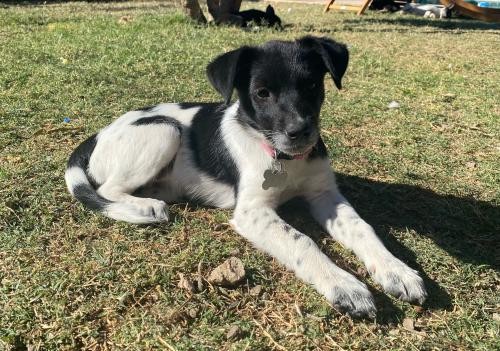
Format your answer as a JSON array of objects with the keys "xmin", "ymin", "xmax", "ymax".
[{"xmin": 278, "ymin": 173, "xmax": 499, "ymax": 321}]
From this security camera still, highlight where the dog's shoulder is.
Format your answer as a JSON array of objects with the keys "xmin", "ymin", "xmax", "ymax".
[{"xmin": 188, "ymin": 102, "xmax": 240, "ymax": 188}]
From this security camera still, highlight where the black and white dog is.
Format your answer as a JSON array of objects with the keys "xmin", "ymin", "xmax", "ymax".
[{"xmin": 65, "ymin": 36, "xmax": 427, "ymax": 318}]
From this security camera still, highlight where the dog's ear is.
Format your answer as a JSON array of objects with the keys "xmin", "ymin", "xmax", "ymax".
[
  {"xmin": 206, "ymin": 47, "xmax": 254, "ymax": 105},
  {"xmin": 266, "ymin": 5, "xmax": 275, "ymax": 15},
  {"xmin": 299, "ymin": 36, "xmax": 349, "ymax": 90}
]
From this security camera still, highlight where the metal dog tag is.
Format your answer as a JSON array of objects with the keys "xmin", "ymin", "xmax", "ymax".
[{"xmin": 262, "ymin": 160, "xmax": 288, "ymax": 190}]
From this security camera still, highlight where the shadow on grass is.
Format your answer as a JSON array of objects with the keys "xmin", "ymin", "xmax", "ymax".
[
  {"xmin": 345, "ymin": 16, "xmax": 499, "ymax": 31},
  {"xmin": 278, "ymin": 173, "xmax": 498, "ymax": 318},
  {"xmin": 293, "ymin": 16, "xmax": 499, "ymax": 34},
  {"xmin": 0, "ymin": 0, "xmax": 175, "ymax": 8}
]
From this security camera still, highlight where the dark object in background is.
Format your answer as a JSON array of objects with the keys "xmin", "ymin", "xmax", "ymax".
[
  {"xmin": 369, "ymin": 0, "xmax": 401, "ymax": 12},
  {"xmin": 236, "ymin": 5, "xmax": 283, "ymax": 28}
]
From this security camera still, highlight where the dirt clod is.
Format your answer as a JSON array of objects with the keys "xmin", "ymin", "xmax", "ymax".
[
  {"xmin": 226, "ymin": 325, "xmax": 243, "ymax": 340},
  {"xmin": 178, "ymin": 273, "xmax": 196, "ymax": 293},
  {"xmin": 249, "ymin": 285, "xmax": 263, "ymax": 297},
  {"xmin": 402, "ymin": 318, "xmax": 415, "ymax": 331},
  {"xmin": 208, "ymin": 257, "xmax": 245, "ymax": 287}
]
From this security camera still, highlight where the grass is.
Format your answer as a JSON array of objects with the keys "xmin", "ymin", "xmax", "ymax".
[{"xmin": 0, "ymin": 1, "xmax": 499, "ymax": 350}]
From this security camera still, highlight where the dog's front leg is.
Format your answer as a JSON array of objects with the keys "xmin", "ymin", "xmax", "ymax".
[
  {"xmin": 231, "ymin": 201, "xmax": 376, "ymax": 318},
  {"xmin": 308, "ymin": 190, "xmax": 427, "ymax": 304}
]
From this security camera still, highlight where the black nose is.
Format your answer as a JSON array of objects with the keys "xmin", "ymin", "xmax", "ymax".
[{"xmin": 285, "ymin": 123, "xmax": 311, "ymax": 140}]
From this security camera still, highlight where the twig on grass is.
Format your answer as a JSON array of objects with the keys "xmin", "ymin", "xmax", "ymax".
[
  {"xmin": 253, "ymin": 319, "xmax": 289, "ymax": 351},
  {"xmin": 157, "ymin": 336, "xmax": 178, "ymax": 351}
]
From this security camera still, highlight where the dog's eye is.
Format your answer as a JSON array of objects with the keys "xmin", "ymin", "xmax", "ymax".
[{"xmin": 256, "ymin": 88, "xmax": 270, "ymax": 99}]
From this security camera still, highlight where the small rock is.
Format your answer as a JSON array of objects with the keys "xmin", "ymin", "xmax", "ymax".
[
  {"xmin": 249, "ymin": 285, "xmax": 263, "ymax": 297},
  {"xmin": 178, "ymin": 273, "xmax": 196, "ymax": 293},
  {"xmin": 207, "ymin": 257, "xmax": 245, "ymax": 287},
  {"xmin": 414, "ymin": 305, "xmax": 424, "ymax": 313},
  {"xmin": 442, "ymin": 93, "xmax": 456, "ymax": 102},
  {"xmin": 388, "ymin": 101, "xmax": 400, "ymax": 109},
  {"xmin": 388, "ymin": 328, "xmax": 400, "ymax": 335},
  {"xmin": 187, "ymin": 307, "xmax": 199, "ymax": 319},
  {"xmin": 402, "ymin": 318, "xmax": 415, "ymax": 331},
  {"xmin": 466, "ymin": 161, "xmax": 477, "ymax": 169},
  {"xmin": 493, "ymin": 313, "xmax": 500, "ymax": 322},
  {"xmin": 226, "ymin": 325, "xmax": 243, "ymax": 340},
  {"xmin": 118, "ymin": 15, "xmax": 132, "ymax": 24},
  {"xmin": 229, "ymin": 248, "xmax": 241, "ymax": 256}
]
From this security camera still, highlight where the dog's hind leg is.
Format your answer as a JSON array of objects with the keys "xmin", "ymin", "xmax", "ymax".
[{"xmin": 89, "ymin": 120, "xmax": 182, "ymax": 224}]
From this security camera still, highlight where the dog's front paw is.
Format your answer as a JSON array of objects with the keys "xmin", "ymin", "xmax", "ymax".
[
  {"xmin": 322, "ymin": 276, "xmax": 376, "ymax": 318},
  {"xmin": 371, "ymin": 259, "xmax": 427, "ymax": 304}
]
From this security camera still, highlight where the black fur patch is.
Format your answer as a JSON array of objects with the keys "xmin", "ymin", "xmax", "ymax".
[
  {"xmin": 67, "ymin": 134, "xmax": 99, "ymax": 188},
  {"xmin": 136, "ymin": 105, "xmax": 156, "ymax": 112},
  {"xmin": 73, "ymin": 184, "xmax": 111, "ymax": 211},
  {"xmin": 308, "ymin": 137, "xmax": 328, "ymax": 160},
  {"xmin": 189, "ymin": 103, "xmax": 240, "ymax": 194},
  {"xmin": 132, "ymin": 115, "xmax": 182, "ymax": 132},
  {"xmin": 178, "ymin": 102, "xmax": 205, "ymax": 109}
]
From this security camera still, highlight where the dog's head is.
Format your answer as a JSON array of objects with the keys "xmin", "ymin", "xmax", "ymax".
[
  {"xmin": 264, "ymin": 5, "xmax": 282, "ymax": 28},
  {"xmin": 207, "ymin": 36, "xmax": 348, "ymax": 156}
]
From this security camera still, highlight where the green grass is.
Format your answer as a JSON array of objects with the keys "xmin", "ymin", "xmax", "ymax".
[{"xmin": 1, "ymin": 1, "xmax": 499, "ymax": 350}]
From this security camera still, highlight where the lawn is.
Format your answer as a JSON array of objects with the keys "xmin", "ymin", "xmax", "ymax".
[{"xmin": 0, "ymin": 1, "xmax": 499, "ymax": 350}]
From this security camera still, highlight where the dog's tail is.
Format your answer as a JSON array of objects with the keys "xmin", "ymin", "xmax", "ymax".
[{"xmin": 65, "ymin": 135, "xmax": 157, "ymax": 224}]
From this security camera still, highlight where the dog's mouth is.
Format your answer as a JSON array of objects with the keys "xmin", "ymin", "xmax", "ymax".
[
  {"xmin": 270, "ymin": 129, "xmax": 319, "ymax": 157},
  {"xmin": 269, "ymin": 135, "xmax": 319, "ymax": 158}
]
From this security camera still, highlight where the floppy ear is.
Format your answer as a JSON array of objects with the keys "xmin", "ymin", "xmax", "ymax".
[
  {"xmin": 299, "ymin": 36, "xmax": 349, "ymax": 90},
  {"xmin": 266, "ymin": 5, "xmax": 275, "ymax": 15},
  {"xmin": 206, "ymin": 47, "xmax": 253, "ymax": 105}
]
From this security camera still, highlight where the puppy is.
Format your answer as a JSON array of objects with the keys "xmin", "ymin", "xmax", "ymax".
[
  {"xmin": 65, "ymin": 36, "xmax": 427, "ymax": 317},
  {"xmin": 237, "ymin": 5, "xmax": 282, "ymax": 28}
]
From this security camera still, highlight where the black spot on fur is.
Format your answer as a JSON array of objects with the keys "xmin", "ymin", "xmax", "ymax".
[
  {"xmin": 136, "ymin": 105, "xmax": 156, "ymax": 112},
  {"xmin": 308, "ymin": 137, "xmax": 328, "ymax": 160},
  {"xmin": 296, "ymin": 258, "xmax": 302, "ymax": 266},
  {"xmin": 284, "ymin": 225, "xmax": 291, "ymax": 233},
  {"xmin": 189, "ymin": 103, "xmax": 239, "ymax": 193},
  {"xmin": 132, "ymin": 115, "xmax": 182, "ymax": 133},
  {"xmin": 67, "ymin": 134, "xmax": 100, "ymax": 188},
  {"xmin": 178, "ymin": 102, "xmax": 205, "ymax": 109},
  {"xmin": 293, "ymin": 232, "xmax": 302, "ymax": 240}
]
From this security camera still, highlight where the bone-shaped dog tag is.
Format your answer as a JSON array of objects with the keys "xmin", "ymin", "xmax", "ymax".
[{"xmin": 262, "ymin": 161, "xmax": 288, "ymax": 190}]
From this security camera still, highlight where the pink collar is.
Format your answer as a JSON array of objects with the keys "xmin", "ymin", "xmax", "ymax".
[{"xmin": 261, "ymin": 141, "xmax": 311, "ymax": 160}]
